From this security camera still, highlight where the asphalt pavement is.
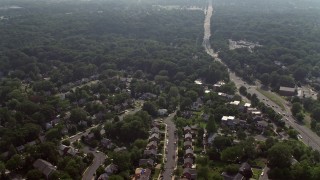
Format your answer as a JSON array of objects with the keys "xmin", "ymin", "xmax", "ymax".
[{"xmin": 162, "ymin": 112, "xmax": 178, "ymax": 180}]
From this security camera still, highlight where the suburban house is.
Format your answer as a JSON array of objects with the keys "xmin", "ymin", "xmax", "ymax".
[
  {"xmin": 184, "ymin": 133, "xmax": 193, "ymax": 142},
  {"xmin": 150, "ymin": 127, "xmax": 160, "ymax": 134},
  {"xmin": 229, "ymin": 101, "xmax": 240, "ymax": 106},
  {"xmin": 143, "ymin": 149, "xmax": 157, "ymax": 158},
  {"xmin": 183, "ymin": 126, "xmax": 192, "ymax": 134},
  {"xmin": 148, "ymin": 133, "xmax": 160, "ymax": 142},
  {"xmin": 183, "ymin": 157, "xmax": 194, "ymax": 168},
  {"xmin": 33, "ymin": 159, "xmax": 57, "ymax": 179},
  {"xmin": 105, "ymin": 163, "xmax": 118, "ymax": 175},
  {"xmin": 101, "ymin": 138, "xmax": 113, "ymax": 149},
  {"xmin": 184, "ymin": 141, "xmax": 193, "ymax": 149},
  {"xmin": 158, "ymin": 109, "xmax": 168, "ymax": 116},
  {"xmin": 221, "ymin": 162, "xmax": 252, "ymax": 180},
  {"xmin": 221, "ymin": 116, "xmax": 238, "ymax": 127},
  {"xmin": 114, "ymin": 146, "xmax": 127, "ymax": 152},
  {"xmin": 134, "ymin": 168, "xmax": 151, "ymax": 180},
  {"xmin": 221, "ymin": 172, "xmax": 244, "ymax": 180},
  {"xmin": 182, "ymin": 168, "xmax": 197, "ymax": 180},
  {"xmin": 239, "ymin": 162, "xmax": 253, "ymax": 179},
  {"xmin": 256, "ymin": 121, "xmax": 269, "ymax": 131},
  {"xmin": 279, "ymin": 86, "xmax": 296, "ymax": 96},
  {"xmin": 184, "ymin": 149, "xmax": 194, "ymax": 158},
  {"xmin": 146, "ymin": 141, "xmax": 158, "ymax": 150},
  {"xmin": 138, "ymin": 159, "xmax": 154, "ymax": 167}
]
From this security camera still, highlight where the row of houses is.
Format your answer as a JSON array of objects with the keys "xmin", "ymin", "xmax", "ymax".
[
  {"xmin": 181, "ymin": 125, "xmax": 198, "ymax": 180},
  {"xmin": 133, "ymin": 122, "xmax": 162, "ymax": 180}
]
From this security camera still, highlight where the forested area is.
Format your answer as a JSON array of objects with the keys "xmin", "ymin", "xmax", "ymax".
[
  {"xmin": 211, "ymin": 0, "xmax": 320, "ymax": 89},
  {"xmin": 0, "ymin": 0, "xmax": 231, "ymax": 179}
]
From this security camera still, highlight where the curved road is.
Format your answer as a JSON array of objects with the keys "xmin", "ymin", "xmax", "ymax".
[{"xmin": 203, "ymin": 0, "xmax": 320, "ymax": 152}]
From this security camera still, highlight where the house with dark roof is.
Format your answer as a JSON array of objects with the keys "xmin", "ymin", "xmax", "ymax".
[
  {"xmin": 183, "ymin": 126, "xmax": 192, "ymax": 134},
  {"xmin": 150, "ymin": 127, "xmax": 160, "ymax": 134},
  {"xmin": 183, "ymin": 158, "xmax": 194, "ymax": 168},
  {"xmin": 184, "ymin": 149, "xmax": 194, "ymax": 158},
  {"xmin": 105, "ymin": 163, "xmax": 118, "ymax": 175},
  {"xmin": 184, "ymin": 133, "xmax": 193, "ymax": 142},
  {"xmin": 184, "ymin": 141, "xmax": 192, "ymax": 149},
  {"xmin": 182, "ymin": 168, "xmax": 197, "ymax": 180},
  {"xmin": 146, "ymin": 141, "xmax": 157, "ymax": 150},
  {"xmin": 221, "ymin": 172, "xmax": 244, "ymax": 180},
  {"xmin": 101, "ymin": 138, "xmax": 113, "ymax": 149},
  {"xmin": 239, "ymin": 162, "xmax": 253, "ymax": 179},
  {"xmin": 33, "ymin": 159, "xmax": 57, "ymax": 179},
  {"xmin": 148, "ymin": 133, "xmax": 160, "ymax": 142},
  {"xmin": 139, "ymin": 159, "xmax": 154, "ymax": 167},
  {"xmin": 279, "ymin": 86, "xmax": 296, "ymax": 96},
  {"xmin": 143, "ymin": 149, "xmax": 157, "ymax": 158}
]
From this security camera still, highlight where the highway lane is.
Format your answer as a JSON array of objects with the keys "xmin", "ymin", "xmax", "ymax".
[
  {"xmin": 203, "ymin": 0, "xmax": 320, "ymax": 152},
  {"xmin": 230, "ymin": 73, "xmax": 320, "ymax": 151}
]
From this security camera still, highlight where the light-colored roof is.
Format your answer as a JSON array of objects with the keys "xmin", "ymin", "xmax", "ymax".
[
  {"xmin": 244, "ymin": 103, "xmax": 251, "ymax": 107},
  {"xmin": 230, "ymin": 101, "xmax": 240, "ymax": 105},
  {"xmin": 221, "ymin": 116, "xmax": 235, "ymax": 121},
  {"xmin": 280, "ymin": 86, "xmax": 296, "ymax": 92}
]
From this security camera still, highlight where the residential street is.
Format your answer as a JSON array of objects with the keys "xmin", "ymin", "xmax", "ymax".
[
  {"xmin": 162, "ymin": 111, "xmax": 178, "ymax": 180},
  {"xmin": 82, "ymin": 147, "xmax": 106, "ymax": 180},
  {"xmin": 60, "ymin": 104, "xmax": 142, "ymax": 180}
]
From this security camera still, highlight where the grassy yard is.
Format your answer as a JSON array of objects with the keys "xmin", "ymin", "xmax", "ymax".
[
  {"xmin": 256, "ymin": 88, "xmax": 285, "ymax": 110},
  {"xmin": 152, "ymin": 168, "xmax": 161, "ymax": 180},
  {"xmin": 252, "ymin": 168, "xmax": 262, "ymax": 180}
]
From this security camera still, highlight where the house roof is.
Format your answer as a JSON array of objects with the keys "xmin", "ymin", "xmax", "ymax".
[
  {"xmin": 184, "ymin": 157, "xmax": 193, "ymax": 164},
  {"xmin": 135, "ymin": 168, "xmax": 151, "ymax": 180},
  {"xmin": 149, "ymin": 133, "xmax": 159, "ymax": 139},
  {"xmin": 105, "ymin": 163, "xmax": 118, "ymax": 175},
  {"xmin": 151, "ymin": 127, "xmax": 159, "ymax": 133},
  {"xmin": 33, "ymin": 159, "xmax": 56, "ymax": 177},
  {"xmin": 184, "ymin": 126, "xmax": 191, "ymax": 131},
  {"xmin": 184, "ymin": 141, "xmax": 192, "ymax": 146},
  {"xmin": 183, "ymin": 168, "xmax": 197, "ymax": 175},
  {"xmin": 221, "ymin": 116, "xmax": 235, "ymax": 121},
  {"xmin": 139, "ymin": 159, "xmax": 154, "ymax": 167},
  {"xmin": 184, "ymin": 133, "xmax": 192, "ymax": 139},
  {"xmin": 144, "ymin": 149, "xmax": 157, "ymax": 156},
  {"xmin": 147, "ymin": 141, "xmax": 157, "ymax": 148},
  {"xmin": 185, "ymin": 148, "xmax": 194, "ymax": 155},
  {"xmin": 279, "ymin": 86, "xmax": 296, "ymax": 92},
  {"xmin": 257, "ymin": 121, "xmax": 268, "ymax": 127},
  {"xmin": 239, "ymin": 162, "xmax": 251, "ymax": 172}
]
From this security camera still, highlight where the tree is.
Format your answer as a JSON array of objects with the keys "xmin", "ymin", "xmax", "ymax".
[
  {"xmin": 224, "ymin": 164, "xmax": 240, "ymax": 175},
  {"xmin": 296, "ymin": 112, "xmax": 305, "ymax": 122},
  {"xmin": 260, "ymin": 73, "xmax": 270, "ymax": 86},
  {"xmin": 239, "ymin": 86, "xmax": 247, "ymax": 95},
  {"xmin": 70, "ymin": 108, "xmax": 87, "ymax": 124},
  {"xmin": 142, "ymin": 101, "xmax": 157, "ymax": 116},
  {"xmin": 268, "ymin": 143, "xmax": 292, "ymax": 168},
  {"xmin": 206, "ymin": 115, "xmax": 217, "ymax": 133},
  {"xmin": 213, "ymin": 136, "xmax": 233, "ymax": 151},
  {"xmin": 6, "ymin": 154, "xmax": 23, "ymax": 171},
  {"xmin": 291, "ymin": 102, "xmax": 302, "ymax": 116},
  {"xmin": 26, "ymin": 169, "xmax": 44, "ymax": 180},
  {"xmin": 312, "ymin": 107, "xmax": 320, "ymax": 121},
  {"xmin": 62, "ymin": 140, "xmax": 71, "ymax": 146},
  {"xmin": 221, "ymin": 146, "xmax": 244, "ymax": 162}
]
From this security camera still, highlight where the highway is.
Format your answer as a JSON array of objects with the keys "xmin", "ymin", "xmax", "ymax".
[{"xmin": 203, "ymin": 0, "xmax": 320, "ymax": 152}]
